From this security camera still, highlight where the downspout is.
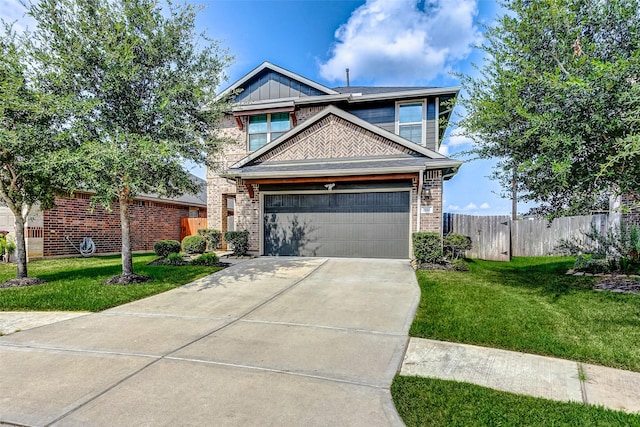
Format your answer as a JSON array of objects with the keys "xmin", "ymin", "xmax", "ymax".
[{"xmin": 416, "ymin": 169, "xmax": 424, "ymax": 232}]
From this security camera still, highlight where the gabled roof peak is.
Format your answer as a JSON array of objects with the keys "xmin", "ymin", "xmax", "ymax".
[{"xmin": 217, "ymin": 61, "xmax": 338, "ymax": 100}]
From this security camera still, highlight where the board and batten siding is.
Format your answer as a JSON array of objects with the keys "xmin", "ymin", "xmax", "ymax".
[{"xmin": 235, "ymin": 70, "xmax": 325, "ymax": 102}]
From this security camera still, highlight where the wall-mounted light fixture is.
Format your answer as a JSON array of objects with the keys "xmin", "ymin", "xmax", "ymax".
[{"xmin": 423, "ymin": 185, "xmax": 432, "ymax": 198}]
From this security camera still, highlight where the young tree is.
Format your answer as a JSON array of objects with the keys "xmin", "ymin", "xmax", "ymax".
[
  {"xmin": 460, "ymin": 0, "xmax": 640, "ymax": 218},
  {"xmin": 0, "ymin": 30, "xmax": 66, "ymax": 281},
  {"xmin": 28, "ymin": 0, "xmax": 232, "ymax": 282}
]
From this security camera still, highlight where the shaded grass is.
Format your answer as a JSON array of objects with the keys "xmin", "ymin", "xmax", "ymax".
[
  {"xmin": 0, "ymin": 254, "xmax": 222, "ymax": 311},
  {"xmin": 411, "ymin": 257, "xmax": 640, "ymax": 371},
  {"xmin": 392, "ymin": 376, "xmax": 640, "ymax": 427}
]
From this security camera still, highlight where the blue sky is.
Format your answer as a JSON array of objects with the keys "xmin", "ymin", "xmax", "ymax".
[{"xmin": 1, "ymin": 0, "xmax": 523, "ymax": 216}]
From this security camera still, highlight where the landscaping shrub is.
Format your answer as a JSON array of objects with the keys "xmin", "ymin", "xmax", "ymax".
[
  {"xmin": 0, "ymin": 233, "xmax": 16, "ymax": 262},
  {"xmin": 153, "ymin": 240, "xmax": 181, "ymax": 258},
  {"xmin": 450, "ymin": 258, "xmax": 470, "ymax": 271},
  {"xmin": 224, "ymin": 230, "xmax": 250, "ymax": 256},
  {"xmin": 413, "ymin": 232, "xmax": 443, "ymax": 264},
  {"xmin": 189, "ymin": 252, "xmax": 219, "ymax": 266},
  {"xmin": 181, "ymin": 235, "xmax": 206, "ymax": 254},
  {"xmin": 443, "ymin": 233, "xmax": 472, "ymax": 260},
  {"xmin": 556, "ymin": 221, "xmax": 640, "ymax": 274},
  {"xmin": 197, "ymin": 228, "xmax": 222, "ymax": 251},
  {"xmin": 166, "ymin": 252, "xmax": 186, "ymax": 266}
]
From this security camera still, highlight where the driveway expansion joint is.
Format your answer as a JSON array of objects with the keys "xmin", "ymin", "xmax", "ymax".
[
  {"xmin": 238, "ymin": 318, "xmax": 407, "ymax": 337},
  {"xmin": 164, "ymin": 356, "xmax": 390, "ymax": 390}
]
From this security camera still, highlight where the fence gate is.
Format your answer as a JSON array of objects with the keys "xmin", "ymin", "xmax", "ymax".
[
  {"xmin": 180, "ymin": 218, "xmax": 207, "ymax": 242},
  {"xmin": 445, "ymin": 214, "xmax": 511, "ymax": 261}
]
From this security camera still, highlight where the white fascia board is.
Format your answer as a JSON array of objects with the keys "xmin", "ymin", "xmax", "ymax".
[
  {"xmin": 346, "ymin": 86, "xmax": 461, "ymax": 103},
  {"xmin": 221, "ymin": 166, "xmax": 425, "ymax": 180},
  {"xmin": 217, "ymin": 61, "xmax": 338, "ymax": 101},
  {"xmin": 232, "ymin": 100, "xmax": 295, "ymax": 113}
]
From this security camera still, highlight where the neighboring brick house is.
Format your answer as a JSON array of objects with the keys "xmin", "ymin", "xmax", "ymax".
[
  {"xmin": 1, "ymin": 177, "xmax": 207, "ymax": 259},
  {"xmin": 208, "ymin": 62, "xmax": 461, "ymax": 259}
]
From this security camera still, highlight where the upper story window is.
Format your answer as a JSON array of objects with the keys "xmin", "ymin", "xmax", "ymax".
[
  {"xmin": 397, "ymin": 102, "xmax": 425, "ymax": 144},
  {"xmin": 248, "ymin": 112, "xmax": 291, "ymax": 151}
]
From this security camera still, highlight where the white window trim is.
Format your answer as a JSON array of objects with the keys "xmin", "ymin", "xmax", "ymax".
[
  {"xmin": 395, "ymin": 99, "xmax": 427, "ymax": 146},
  {"xmin": 247, "ymin": 113, "xmax": 290, "ymax": 152}
]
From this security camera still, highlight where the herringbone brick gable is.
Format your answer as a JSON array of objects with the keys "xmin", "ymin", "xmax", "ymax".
[{"xmin": 254, "ymin": 114, "xmax": 416, "ymax": 163}]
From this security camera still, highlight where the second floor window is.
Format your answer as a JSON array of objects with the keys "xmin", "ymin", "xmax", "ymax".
[
  {"xmin": 398, "ymin": 102, "xmax": 424, "ymax": 144},
  {"xmin": 248, "ymin": 112, "xmax": 291, "ymax": 151}
]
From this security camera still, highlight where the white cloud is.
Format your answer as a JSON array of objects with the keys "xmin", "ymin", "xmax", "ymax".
[
  {"xmin": 319, "ymin": 0, "xmax": 481, "ymax": 85},
  {"xmin": 480, "ymin": 202, "xmax": 490, "ymax": 209},
  {"xmin": 446, "ymin": 130, "xmax": 475, "ymax": 147},
  {"xmin": 463, "ymin": 202, "xmax": 477, "ymax": 210},
  {"xmin": 0, "ymin": 0, "xmax": 34, "ymax": 33},
  {"xmin": 439, "ymin": 127, "xmax": 475, "ymax": 157}
]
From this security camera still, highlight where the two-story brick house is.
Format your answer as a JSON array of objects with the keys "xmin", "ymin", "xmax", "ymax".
[{"xmin": 207, "ymin": 62, "xmax": 461, "ymax": 259}]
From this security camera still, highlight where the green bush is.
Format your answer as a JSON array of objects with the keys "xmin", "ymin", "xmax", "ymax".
[
  {"xmin": 166, "ymin": 252, "xmax": 186, "ymax": 266},
  {"xmin": 224, "ymin": 230, "xmax": 250, "ymax": 256},
  {"xmin": 153, "ymin": 240, "xmax": 181, "ymax": 258},
  {"xmin": 443, "ymin": 233, "xmax": 472, "ymax": 260},
  {"xmin": 0, "ymin": 233, "xmax": 16, "ymax": 262},
  {"xmin": 450, "ymin": 258, "xmax": 470, "ymax": 271},
  {"xmin": 197, "ymin": 228, "xmax": 222, "ymax": 251},
  {"xmin": 189, "ymin": 252, "xmax": 219, "ymax": 266},
  {"xmin": 182, "ymin": 235, "xmax": 206, "ymax": 254},
  {"xmin": 556, "ymin": 221, "xmax": 640, "ymax": 273},
  {"xmin": 413, "ymin": 232, "xmax": 443, "ymax": 264}
]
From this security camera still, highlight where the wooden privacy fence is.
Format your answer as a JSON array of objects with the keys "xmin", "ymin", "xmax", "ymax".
[
  {"xmin": 443, "ymin": 213, "xmax": 613, "ymax": 261},
  {"xmin": 180, "ymin": 217, "xmax": 207, "ymax": 242}
]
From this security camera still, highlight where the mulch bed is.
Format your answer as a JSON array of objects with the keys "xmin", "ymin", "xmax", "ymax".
[
  {"xmin": 0, "ymin": 277, "xmax": 47, "ymax": 289},
  {"xmin": 103, "ymin": 273, "xmax": 153, "ymax": 285},
  {"xmin": 594, "ymin": 277, "xmax": 640, "ymax": 295}
]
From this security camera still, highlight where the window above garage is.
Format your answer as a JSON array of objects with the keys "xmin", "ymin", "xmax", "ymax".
[{"xmin": 248, "ymin": 112, "xmax": 291, "ymax": 151}]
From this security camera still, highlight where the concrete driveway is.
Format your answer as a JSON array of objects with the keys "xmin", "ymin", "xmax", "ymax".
[{"xmin": 0, "ymin": 257, "xmax": 419, "ymax": 426}]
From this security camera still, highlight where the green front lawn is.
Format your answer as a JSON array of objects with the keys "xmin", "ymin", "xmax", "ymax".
[
  {"xmin": 411, "ymin": 257, "xmax": 640, "ymax": 371},
  {"xmin": 0, "ymin": 254, "xmax": 223, "ymax": 312},
  {"xmin": 392, "ymin": 376, "xmax": 640, "ymax": 427}
]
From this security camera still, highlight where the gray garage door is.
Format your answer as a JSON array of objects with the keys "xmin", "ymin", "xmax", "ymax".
[{"xmin": 263, "ymin": 192, "xmax": 410, "ymax": 259}]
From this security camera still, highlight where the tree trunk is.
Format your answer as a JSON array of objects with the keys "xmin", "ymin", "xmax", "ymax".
[
  {"xmin": 13, "ymin": 213, "xmax": 27, "ymax": 279},
  {"xmin": 119, "ymin": 190, "xmax": 133, "ymax": 276}
]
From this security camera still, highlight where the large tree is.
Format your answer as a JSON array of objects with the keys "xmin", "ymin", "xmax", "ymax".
[
  {"xmin": 0, "ymin": 29, "xmax": 67, "ymax": 280},
  {"xmin": 460, "ymin": 0, "xmax": 640, "ymax": 218},
  {"xmin": 28, "ymin": 0, "xmax": 232, "ymax": 281}
]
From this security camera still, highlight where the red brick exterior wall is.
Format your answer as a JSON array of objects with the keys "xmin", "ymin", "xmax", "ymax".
[
  {"xmin": 621, "ymin": 194, "xmax": 640, "ymax": 228},
  {"xmin": 43, "ymin": 194, "xmax": 206, "ymax": 257}
]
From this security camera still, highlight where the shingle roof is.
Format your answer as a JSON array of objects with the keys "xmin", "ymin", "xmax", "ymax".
[
  {"xmin": 332, "ymin": 86, "xmax": 438, "ymax": 95},
  {"xmin": 226, "ymin": 156, "xmax": 461, "ymax": 180}
]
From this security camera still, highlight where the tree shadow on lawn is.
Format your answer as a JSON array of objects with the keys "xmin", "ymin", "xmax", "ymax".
[
  {"xmin": 31, "ymin": 260, "xmax": 209, "ymax": 284},
  {"xmin": 464, "ymin": 258, "xmax": 595, "ymax": 299}
]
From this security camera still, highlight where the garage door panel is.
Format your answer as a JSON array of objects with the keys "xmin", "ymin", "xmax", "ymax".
[{"xmin": 264, "ymin": 192, "xmax": 410, "ymax": 259}]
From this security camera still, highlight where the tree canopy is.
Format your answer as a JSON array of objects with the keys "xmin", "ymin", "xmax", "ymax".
[
  {"xmin": 0, "ymin": 29, "xmax": 68, "ymax": 279},
  {"xmin": 27, "ymin": 0, "xmax": 232, "ymax": 280},
  {"xmin": 460, "ymin": 0, "xmax": 640, "ymax": 218}
]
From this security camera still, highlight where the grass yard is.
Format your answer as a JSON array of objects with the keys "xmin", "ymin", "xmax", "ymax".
[
  {"xmin": 411, "ymin": 256, "xmax": 640, "ymax": 372},
  {"xmin": 392, "ymin": 376, "xmax": 640, "ymax": 427},
  {"xmin": 0, "ymin": 254, "xmax": 223, "ymax": 312}
]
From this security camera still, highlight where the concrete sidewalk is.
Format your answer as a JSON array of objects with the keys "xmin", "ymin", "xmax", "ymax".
[
  {"xmin": 401, "ymin": 338, "xmax": 640, "ymax": 414},
  {"xmin": 0, "ymin": 257, "xmax": 420, "ymax": 426}
]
